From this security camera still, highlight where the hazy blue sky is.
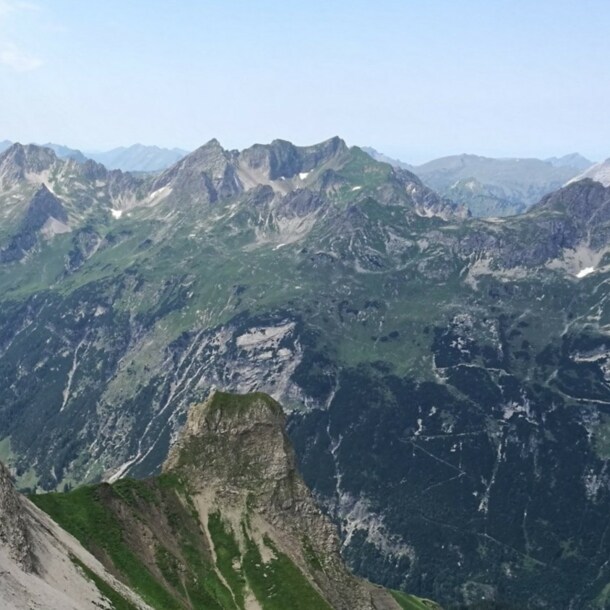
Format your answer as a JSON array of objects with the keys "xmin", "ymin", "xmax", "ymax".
[{"xmin": 1, "ymin": 0, "xmax": 609, "ymax": 163}]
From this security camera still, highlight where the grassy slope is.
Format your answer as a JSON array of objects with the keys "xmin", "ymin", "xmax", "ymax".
[
  {"xmin": 391, "ymin": 590, "xmax": 442, "ymax": 610},
  {"xmin": 32, "ymin": 474, "xmax": 337, "ymax": 610}
]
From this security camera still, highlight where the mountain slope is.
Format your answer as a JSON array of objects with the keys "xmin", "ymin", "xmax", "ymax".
[
  {"xmin": 0, "ymin": 140, "xmax": 88, "ymax": 162},
  {"xmin": 361, "ymin": 147, "xmax": 415, "ymax": 172},
  {"xmin": 545, "ymin": 152, "xmax": 593, "ymax": 170},
  {"xmin": 415, "ymin": 153, "xmax": 589, "ymax": 217},
  {"xmin": 0, "ymin": 462, "xmax": 152, "ymax": 610},
  {"xmin": 41, "ymin": 143, "xmax": 88, "ymax": 163},
  {"xmin": 569, "ymin": 158, "xmax": 610, "ymax": 187},
  {"xmin": 0, "ymin": 141, "xmax": 188, "ymax": 171},
  {"xmin": 32, "ymin": 391, "xmax": 418, "ymax": 610}
]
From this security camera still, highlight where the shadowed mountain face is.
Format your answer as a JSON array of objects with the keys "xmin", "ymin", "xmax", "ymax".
[{"xmin": 1, "ymin": 138, "xmax": 610, "ymax": 607}]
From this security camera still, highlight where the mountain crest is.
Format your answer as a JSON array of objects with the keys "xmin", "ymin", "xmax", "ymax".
[
  {"xmin": 0, "ymin": 143, "xmax": 58, "ymax": 187},
  {"xmin": 164, "ymin": 391, "xmax": 403, "ymax": 610},
  {"xmin": 569, "ymin": 157, "xmax": 610, "ymax": 187},
  {"xmin": 165, "ymin": 391, "xmax": 294, "ymax": 490}
]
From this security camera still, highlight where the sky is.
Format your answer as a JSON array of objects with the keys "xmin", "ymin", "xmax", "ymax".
[{"xmin": 1, "ymin": 0, "xmax": 609, "ymax": 164}]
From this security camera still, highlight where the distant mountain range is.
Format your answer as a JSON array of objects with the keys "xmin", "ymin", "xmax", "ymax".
[
  {"xmin": 0, "ymin": 140, "xmax": 189, "ymax": 172},
  {"xmin": 545, "ymin": 152, "xmax": 593, "ymax": 170},
  {"xmin": 86, "ymin": 143, "xmax": 190, "ymax": 172},
  {"xmin": 0, "ymin": 141, "xmax": 599, "ymax": 212},
  {"xmin": 365, "ymin": 147, "xmax": 595, "ymax": 217}
]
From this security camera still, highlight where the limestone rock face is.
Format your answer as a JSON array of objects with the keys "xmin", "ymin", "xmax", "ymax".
[
  {"xmin": 165, "ymin": 391, "xmax": 402, "ymax": 610},
  {"xmin": 0, "ymin": 462, "xmax": 35, "ymax": 572}
]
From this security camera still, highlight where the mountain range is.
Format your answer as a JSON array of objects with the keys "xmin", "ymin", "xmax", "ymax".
[
  {"xmin": 365, "ymin": 147, "xmax": 594, "ymax": 217},
  {"xmin": 1, "ymin": 137, "xmax": 610, "ymax": 607},
  {"xmin": 2, "ymin": 140, "xmax": 597, "ymax": 215},
  {"xmin": 0, "ymin": 140, "xmax": 189, "ymax": 172}
]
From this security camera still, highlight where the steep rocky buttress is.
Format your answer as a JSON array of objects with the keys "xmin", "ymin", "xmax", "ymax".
[
  {"xmin": 164, "ymin": 391, "xmax": 404, "ymax": 610},
  {"xmin": 29, "ymin": 391, "xmax": 438, "ymax": 610}
]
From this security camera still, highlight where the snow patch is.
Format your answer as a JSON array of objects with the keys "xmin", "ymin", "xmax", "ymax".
[
  {"xmin": 299, "ymin": 172, "xmax": 310, "ymax": 180},
  {"xmin": 351, "ymin": 186, "xmax": 362, "ymax": 191},
  {"xmin": 576, "ymin": 266, "xmax": 595, "ymax": 278},
  {"xmin": 110, "ymin": 209, "xmax": 123, "ymax": 219}
]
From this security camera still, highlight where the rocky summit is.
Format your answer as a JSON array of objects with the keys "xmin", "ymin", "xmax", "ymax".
[
  {"xmin": 1, "ymin": 137, "xmax": 610, "ymax": 607},
  {"xmin": 28, "ymin": 390, "xmax": 432, "ymax": 610}
]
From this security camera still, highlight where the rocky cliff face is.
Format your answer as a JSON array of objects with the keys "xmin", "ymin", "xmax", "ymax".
[
  {"xmin": 0, "ymin": 462, "xmax": 35, "ymax": 572},
  {"xmin": 165, "ymin": 391, "xmax": 403, "ymax": 610}
]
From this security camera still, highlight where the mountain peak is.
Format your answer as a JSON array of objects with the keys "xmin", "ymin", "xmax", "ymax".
[
  {"xmin": 187, "ymin": 138, "xmax": 228, "ymax": 162},
  {"xmin": 1, "ymin": 142, "xmax": 58, "ymax": 166},
  {"xmin": 309, "ymin": 135, "xmax": 349, "ymax": 159},
  {"xmin": 569, "ymin": 157, "xmax": 610, "ymax": 187},
  {"xmin": 164, "ymin": 391, "xmax": 289, "ymax": 488},
  {"xmin": 545, "ymin": 152, "xmax": 593, "ymax": 170},
  {"xmin": 198, "ymin": 137, "xmax": 224, "ymax": 151},
  {"xmin": 0, "ymin": 143, "xmax": 59, "ymax": 188},
  {"xmin": 530, "ymin": 178, "xmax": 610, "ymax": 228},
  {"xmin": 163, "ymin": 391, "xmax": 403, "ymax": 610}
]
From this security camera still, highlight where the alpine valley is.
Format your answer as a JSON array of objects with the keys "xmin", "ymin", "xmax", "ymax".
[{"xmin": 2, "ymin": 137, "xmax": 610, "ymax": 608}]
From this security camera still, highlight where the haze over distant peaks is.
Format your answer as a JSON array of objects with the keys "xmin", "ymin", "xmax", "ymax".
[
  {"xmin": 545, "ymin": 152, "xmax": 593, "ymax": 170},
  {"xmin": 0, "ymin": 140, "xmax": 190, "ymax": 172},
  {"xmin": 360, "ymin": 147, "xmax": 415, "ymax": 172},
  {"xmin": 364, "ymin": 147, "xmax": 596, "ymax": 217},
  {"xmin": 86, "ymin": 143, "xmax": 190, "ymax": 172}
]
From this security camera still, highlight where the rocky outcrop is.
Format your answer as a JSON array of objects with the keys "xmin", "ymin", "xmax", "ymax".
[
  {"xmin": 165, "ymin": 391, "xmax": 403, "ymax": 610},
  {"xmin": 23, "ymin": 184, "xmax": 68, "ymax": 230},
  {"xmin": 0, "ymin": 462, "xmax": 35, "ymax": 572},
  {"xmin": 0, "ymin": 185, "xmax": 69, "ymax": 263},
  {"xmin": 26, "ymin": 392, "xmax": 423, "ymax": 609},
  {"xmin": 151, "ymin": 138, "xmax": 243, "ymax": 205},
  {"xmin": 0, "ymin": 143, "xmax": 58, "ymax": 189}
]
